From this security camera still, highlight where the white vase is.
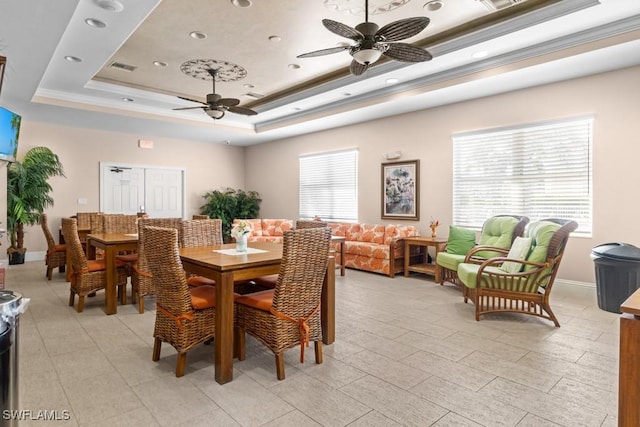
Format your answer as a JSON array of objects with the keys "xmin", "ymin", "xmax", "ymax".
[{"xmin": 235, "ymin": 234, "xmax": 248, "ymax": 252}]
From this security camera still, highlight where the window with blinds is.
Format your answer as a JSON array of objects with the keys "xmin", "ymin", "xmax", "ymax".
[
  {"xmin": 452, "ymin": 116, "xmax": 592, "ymax": 234},
  {"xmin": 299, "ymin": 149, "xmax": 358, "ymax": 222}
]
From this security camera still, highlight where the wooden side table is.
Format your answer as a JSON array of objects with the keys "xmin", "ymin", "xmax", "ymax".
[
  {"xmin": 619, "ymin": 289, "xmax": 640, "ymax": 425},
  {"xmin": 404, "ymin": 236, "xmax": 448, "ymax": 282}
]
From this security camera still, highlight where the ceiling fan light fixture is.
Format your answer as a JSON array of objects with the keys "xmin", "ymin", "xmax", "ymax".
[
  {"xmin": 206, "ymin": 109, "xmax": 225, "ymax": 119},
  {"xmin": 231, "ymin": 0, "xmax": 252, "ymax": 7},
  {"xmin": 352, "ymin": 47, "xmax": 383, "ymax": 65}
]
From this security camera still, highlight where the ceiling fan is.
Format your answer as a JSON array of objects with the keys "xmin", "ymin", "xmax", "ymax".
[
  {"xmin": 172, "ymin": 68, "xmax": 257, "ymax": 120},
  {"xmin": 297, "ymin": 0, "xmax": 433, "ymax": 76}
]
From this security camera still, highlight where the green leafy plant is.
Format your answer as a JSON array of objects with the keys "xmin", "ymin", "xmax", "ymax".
[
  {"xmin": 7, "ymin": 146, "xmax": 65, "ymax": 260},
  {"xmin": 200, "ymin": 188, "xmax": 261, "ymax": 242}
]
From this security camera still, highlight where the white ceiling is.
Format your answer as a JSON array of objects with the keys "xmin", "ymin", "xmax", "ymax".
[{"xmin": 0, "ymin": 0, "xmax": 639, "ymax": 146}]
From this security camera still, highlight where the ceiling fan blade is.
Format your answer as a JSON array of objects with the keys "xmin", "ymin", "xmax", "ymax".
[
  {"xmin": 177, "ymin": 95, "xmax": 206, "ymax": 105},
  {"xmin": 383, "ymin": 43, "xmax": 432, "ymax": 62},
  {"xmin": 297, "ymin": 46, "xmax": 350, "ymax": 59},
  {"xmin": 349, "ymin": 60, "xmax": 369, "ymax": 76},
  {"xmin": 218, "ymin": 98, "xmax": 240, "ymax": 107},
  {"xmin": 227, "ymin": 106, "xmax": 258, "ymax": 116},
  {"xmin": 376, "ymin": 17, "xmax": 430, "ymax": 42},
  {"xmin": 322, "ymin": 19, "xmax": 363, "ymax": 40},
  {"xmin": 172, "ymin": 106, "xmax": 206, "ymax": 111}
]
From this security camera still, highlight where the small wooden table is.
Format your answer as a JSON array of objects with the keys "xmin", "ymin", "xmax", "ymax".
[
  {"xmin": 332, "ymin": 235, "xmax": 346, "ymax": 276},
  {"xmin": 619, "ymin": 289, "xmax": 640, "ymax": 425},
  {"xmin": 404, "ymin": 236, "xmax": 448, "ymax": 282},
  {"xmin": 85, "ymin": 233, "xmax": 138, "ymax": 315},
  {"xmin": 179, "ymin": 242, "xmax": 335, "ymax": 385}
]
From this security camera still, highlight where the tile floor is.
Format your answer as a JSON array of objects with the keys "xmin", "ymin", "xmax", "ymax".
[{"xmin": 6, "ymin": 261, "xmax": 620, "ymax": 426}]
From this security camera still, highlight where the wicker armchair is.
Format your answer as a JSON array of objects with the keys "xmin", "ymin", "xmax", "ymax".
[
  {"xmin": 235, "ymin": 227, "xmax": 331, "ymax": 380},
  {"xmin": 61, "ymin": 218, "xmax": 128, "ymax": 313},
  {"xmin": 437, "ymin": 215, "xmax": 529, "ymax": 288},
  {"xmin": 143, "ymin": 226, "xmax": 216, "ymax": 377},
  {"xmin": 40, "ymin": 213, "xmax": 66, "ymax": 280},
  {"xmin": 179, "ymin": 219, "xmax": 223, "ymax": 288},
  {"xmin": 131, "ymin": 218, "xmax": 181, "ymax": 313},
  {"xmin": 457, "ymin": 218, "xmax": 578, "ymax": 327}
]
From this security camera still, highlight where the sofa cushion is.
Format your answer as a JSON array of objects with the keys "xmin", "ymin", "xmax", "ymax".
[
  {"xmin": 475, "ymin": 216, "xmax": 519, "ymax": 258},
  {"xmin": 524, "ymin": 221, "xmax": 561, "ymax": 270},
  {"xmin": 261, "ymin": 219, "xmax": 293, "ymax": 236},
  {"xmin": 445, "ymin": 226, "xmax": 476, "ymax": 255},
  {"xmin": 458, "ymin": 262, "xmax": 528, "ymax": 290},
  {"xmin": 436, "ymin": 252, "xmax": 466, "ymax": 271},
  {"xmin": 328, "ymin": 222, "xmax": 349, "ymax": 237},
  {"xmin": 344, "ymin": 242, "xmax": 391, "ymax": 260},
  {"xmin": 234, "ymin": 218, "xmax": 263, "ymax": 237},
  {"xmin": 501, "ymin": 236, "xmax": 532, "ymax": 273},
  {"xmin": 360, "ymin": 224, "xmax": 385, "ymax": 244},
  {"xmin": 383, "ymin": 224, "xmax": 418, "ymax": 244},
  {"xmin": 344, "ymin": 223, "xmax": 362, "ymax": 241}
]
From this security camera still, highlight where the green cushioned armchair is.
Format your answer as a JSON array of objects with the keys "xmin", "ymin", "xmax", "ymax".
[
  {"xmin": 436, "ymin": 215, "xmax": 529, "ymax": 288},
  {"xmin": 457, "ymin": 218, "xmax": 578, "ymax": 327}
]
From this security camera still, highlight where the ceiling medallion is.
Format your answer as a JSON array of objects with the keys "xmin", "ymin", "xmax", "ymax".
[
  {"xmin": 323, "ymin": 0, "xmax": 412, "ymax": 15},
  {"xmin": 180, "ymin": 59, "xmax": 247, "ymax": 82}
]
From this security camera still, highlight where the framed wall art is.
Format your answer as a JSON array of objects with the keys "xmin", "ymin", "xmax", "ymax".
[{"xmin": 381, "ymin": 159, "xmax": 419, "ymax": 220}]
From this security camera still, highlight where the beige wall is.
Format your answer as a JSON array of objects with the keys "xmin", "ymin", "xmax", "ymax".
[
  {"xmin": 245, "ymin": 65, "xmax": 640, "ymax": 284},
  {"xmin": 7, "ymin": 122, "xmax": 245, "ymax": 259}
]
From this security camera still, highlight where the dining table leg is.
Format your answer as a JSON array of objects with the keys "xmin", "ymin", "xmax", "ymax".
[
  {"xmin": 104, "ymin": 246, "xmax": 117, "ymax": 315},
  {"xmin": 321, "ymin": 256, "xmax": 335, "ymax": 345},
  {"xmin": 215, "ymin": 271, "xmax": 235, "ymax": 384}
]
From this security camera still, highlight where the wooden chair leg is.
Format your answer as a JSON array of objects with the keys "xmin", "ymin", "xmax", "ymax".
[
  {"xmin": 314, "ymin": 341, "xmax": 323, "ymax": 364},
  {"xmin": 131, "ymin": 288, "xmax": 137, "ymax": 305},
  {"xmin": 152, "ymin": 337, "xmax": 162, "ymax": 361},
  {"xmin": 176, "ymin": 352, "xmax": 187, "ymax": 377},
  {"xmin": 118, "ymin": 285, "xmax": 126, "ymax": 305},
  {"xmin": 77, "ymin": 296, "xmax": 85, "ymax": 313},
  {"xmin": 275, "ymin": 353, "xmax": 285, "ymax": 380},
  {"xmin": 68, "ymin": 291, "xmax": 75, "ymax": 307},
  {"xmin": 138, "ymin": 296, "xmax": 144, "ymax": 314},
  {"xmin": 46, "ymin": 267, "xmax": 53, "ymax": 280}
]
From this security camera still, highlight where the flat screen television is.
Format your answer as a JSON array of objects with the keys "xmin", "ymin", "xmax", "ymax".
[{"xmin": 0, "ymin": 106, "xmax": 20, "ymax": 162}]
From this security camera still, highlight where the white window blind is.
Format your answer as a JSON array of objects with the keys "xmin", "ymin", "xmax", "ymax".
[
  {"xmin": 299, "ymin": 149, "xmax": 358, "ymax": 222},
  {"xmin": 452, "ymin": 117, "xmax": 592, "ymax": 234}
]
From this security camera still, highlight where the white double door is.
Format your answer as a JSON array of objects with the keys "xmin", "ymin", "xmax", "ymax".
[{"xmin": 100, "ymin": 162, "xmax": 185, "ymax": 218}]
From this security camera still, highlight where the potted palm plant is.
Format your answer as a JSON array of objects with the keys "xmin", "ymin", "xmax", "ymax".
[
  {"xmin": 6, "ymin": 146, "xmax": 65, "ymax": 264},
  {"xmin": 200, "ymin": 188, "xmax": 261, "ymax": 242}
]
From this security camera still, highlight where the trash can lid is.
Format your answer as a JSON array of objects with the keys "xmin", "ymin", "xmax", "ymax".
[
  {"xmin": 0, "ymin": 290, "xmax": 21, "ymax": 306},
  {"xmin": 592, "ymin": 243, "xmax": 640, "ymax": 261}
]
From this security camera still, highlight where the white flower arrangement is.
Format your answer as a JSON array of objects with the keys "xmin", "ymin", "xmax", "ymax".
[{"xmin": 231, "ymin": 220, "xmax": 252, "ymax": 240}]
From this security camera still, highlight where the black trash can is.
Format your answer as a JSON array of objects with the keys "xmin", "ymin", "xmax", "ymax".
[
  {"xmin": 0, "ymin": 290, "xmax": 28, "ymax": 427},
  {"xmin": 591, "ymin": 243, "xmax": 640, "ymax": 313}
]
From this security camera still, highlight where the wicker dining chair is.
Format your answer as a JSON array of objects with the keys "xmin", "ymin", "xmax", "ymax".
[
  {"xmin": 40, "ymin": 213, "xmax": 66, "ymax": 280},
  {"xmin": 295, "ymin": 219, "xmax": 328, "ymax": 229},
  {"xmin": 235, "ymin": 227, "xmax": 331, "ymax": 380},
  {"xmin": 179, "ymin": 219, "xmax": 223, "ymax": 288},
  {"xmin": 457, "ymin": 218, "xmax": 578, "ymax": 327},
  {"xmin": 143, "ymin": 225, "xmax": 216, "ymax": 377},
  {"xmin": 192, "ymin": 214, "xmax": 209, "ymax": 220},
  {"xmin": 61, "ymin": 218, "xmax": 128, "ymax": 313},
  {"xmin": 130, "ymin": 218, "xmax": 181, "ymax": 313}
]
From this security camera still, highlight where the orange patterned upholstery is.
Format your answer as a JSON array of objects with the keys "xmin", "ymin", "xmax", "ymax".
[
  {"xmin": 233, "ymin": 218, "xmax": 294, "ymax": 243},
  {"xmin": 328, "ymin": 222, "xmax": 419, "ymax": 277}
]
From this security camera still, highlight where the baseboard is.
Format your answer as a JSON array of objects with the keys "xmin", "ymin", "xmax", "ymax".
[{"xmin": 556, "ymin": 278, "xmax": 595, "ymax": 288}]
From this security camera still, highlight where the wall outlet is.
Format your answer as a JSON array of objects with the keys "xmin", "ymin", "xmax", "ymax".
[{"xmin": 78, "ymin": 198, "xmax": 88, "ymax": 205}]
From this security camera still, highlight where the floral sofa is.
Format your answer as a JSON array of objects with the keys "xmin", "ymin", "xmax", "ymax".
[
  {"xmin": 233, "ymin": 218, "xmax": 294, "ymax": 243},
  {"xmin": 328, "ymin": 222, "xmax": 419, "ymax": 277}
]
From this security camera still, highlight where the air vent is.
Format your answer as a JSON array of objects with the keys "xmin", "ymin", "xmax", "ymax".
[
  {"xmin": 477, "ymin": 0, "xmax": 525, "ymax": 11},
  {"xmin": 243, "ymin": 92, "xmax": 265, "ymax": 99},
  {"xmin": 109, "ymin": 61, "xmax": 137, "ymax": 72}
]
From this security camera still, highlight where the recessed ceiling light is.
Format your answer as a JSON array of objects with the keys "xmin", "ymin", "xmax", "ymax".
[
  {"xmin": 121, "ymin": 97, "xmax": 134, "ymax": 102},
  {"xmin": 423, "ymin": 0, "xmax": 443, "ymax": 11},
  {"xmin": 293, "ymin": 107, "xmax": 302, "ymax": 111},
  {"xmin": 231, "ymin": 0, "xmax": 252, "ymax": 7},
  {"xmin": 268, "ymin": 35, "xmax": 281, "ymax": 42},
  {"xmin": 243, "ymin": 83, "xmax": 254, "ymax": 89},
  {"xmin": 386, "ymin": 78, "xmax": 399, "ymax": 84},
  {"xmin": 288, "ymin": 64, "xmax": 300, "ymax": 69},
  {"xmin": 85, "ymin": 18, "xmax": 107, "ymax": 28},
  {"xmin": 224, "ymin": 140, "xmax": 231, "ymax": 145},
  {"xmin": 64, "ymin": 56, "xmax": 82, "ymax": 62},
  {"xmin": 343, "ymin": 92, "xmax": 352, "ymax": 96},
  {"xmin": 471, "ymin": 50, "xmax": 489, "ymax": 58},
  {"xmin": 189, "ymin": 31, "xmax": 207, "ymax": 40},
  {"xmin": 153, "ymin": 61, "xmax": 168, "ymax": 67},
  {"xmin": 94, "ymin": 0, "xmax": 124, "ymax": 12}
]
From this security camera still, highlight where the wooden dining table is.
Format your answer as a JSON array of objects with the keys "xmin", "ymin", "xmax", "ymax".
[
  {"xmin": 179, "ymin": 241, "xmax": 335, "ymax": 385},
  {"xmin": 85, "ymin": 232, "xmax": 138, "ymax": 315}
]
